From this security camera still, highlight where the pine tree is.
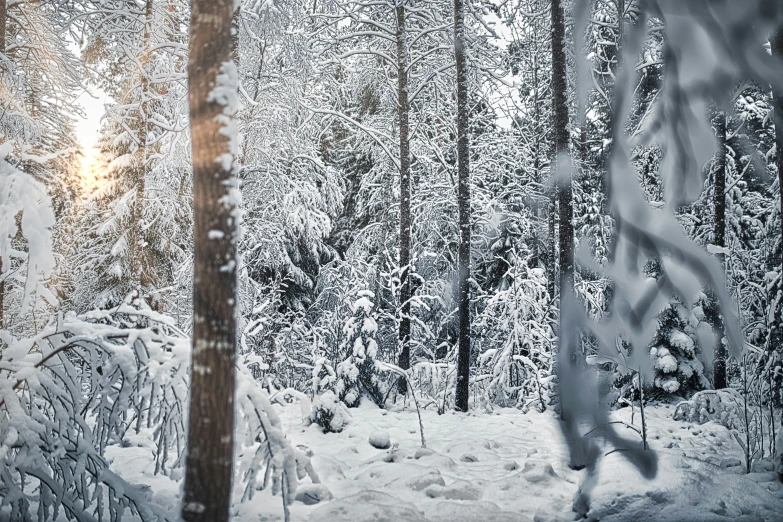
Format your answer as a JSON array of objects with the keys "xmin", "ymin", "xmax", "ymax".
[
  {"xmin": 395, "ymin": 0, "xmax": 412, "ymax": 392},
  {"xmin": 551, "ymin": 0, "xmax": 574, "ymax": 390},
  {"xmin": 712, "ymin": 111, "xmax": 728, "ymax": 389},
  {"xmin": 453, "ymin": 0, "xmax": 472, "ymax": 413},
  {"xmin": 181, "ymin": 0, "xmax": 239, "ymax": 519}
]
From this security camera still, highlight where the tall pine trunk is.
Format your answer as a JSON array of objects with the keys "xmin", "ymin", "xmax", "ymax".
[
  {"xmin": 454, "ymin": 0, "xmax": 472, "ymax": 412},
  {"xmin": 712, "ymin": 112, "xmax": 727, "ymax": 389},
  {"xmin": 181, "ymin": 0, "xmax": 239, "ymax": 519},
  {"xmin": 551, "ymin": 0, "xmax": 574, "ymax": 353},
  {"xmin": 395, "ymin": 0, "xmax": 412, "ymax": 391}
]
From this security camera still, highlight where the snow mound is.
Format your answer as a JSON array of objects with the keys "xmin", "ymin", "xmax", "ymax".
[
  {"xmin": 369, "ymin": 430, "xmax": 391, "ymax": 449},
  {"xmin": 294, "ymin": 483, "xmax": 333, "ymax": 505},
  {"xmin": 425, "ymin": 479, "xmax": 483, "ymax": 501},
  {"xmin": 308, "ymin": 490, "xmax": 427, "ymax": 522}
]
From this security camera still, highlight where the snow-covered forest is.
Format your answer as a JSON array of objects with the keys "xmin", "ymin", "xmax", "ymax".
[{"xmin": 1, "ymin": 0, "xmax": 783, "ymax": 520}]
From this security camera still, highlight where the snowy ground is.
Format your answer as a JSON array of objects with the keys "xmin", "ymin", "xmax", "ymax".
[{"xmin": 107, "ymin": 401, "xmax": 783, "ymax": 522}]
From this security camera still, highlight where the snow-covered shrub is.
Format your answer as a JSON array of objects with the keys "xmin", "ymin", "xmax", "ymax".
[
  {"xmin": 647, "ymin": 304, "xmax": 712, "ymax": 398},
  {"xmin": 0, "ymin": 146, "xmax": 57, "ymax": 325},
  {"xmin": 0, "ymin": 300, "xmax": 316, "ymax": 520},
  {"xmin": 673, "ymin": 389, "xmax": 743, "ymax": 429},
  {"xmin": 0, "ymin": 302, "xmax": 185, "ymax": 521},
  {"xmin": 312, "ymin": 353, "xmax": 338, "ymax": 396},
  {"xmin": 475, "ymin": 261, "xmax": 555, "ymax": 410},
  {"xmin": 335, "ymin": 291, "xmax": 388, "ymax": 408},
  {"xmin": 308, "ymin": 391, "xmax": 350, "ymax": 433}
]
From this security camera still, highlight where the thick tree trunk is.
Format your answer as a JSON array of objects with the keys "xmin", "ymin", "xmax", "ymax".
[
  {"xmin": 454, "ymin": 0, "xmax": 472, "ymax": 412},
  {"xmin": 712, "ymin": 112, "xmax": 727, "ymax": 389},
  {"xmin": 395, "ymin": 0, "xmax": 412, "ymax": 392},
  {"xmin": 551, "ymin": 0, "xmax": 573, "ymax": 341},
  {"xmin": 181, "ymin": 0, "xmax": 239, "ymax": 520}
]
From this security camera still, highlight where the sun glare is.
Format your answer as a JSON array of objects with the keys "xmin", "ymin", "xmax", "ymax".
[{"xmin": 79, "ymin": 148, "xmax": 102, "ymax": 191}]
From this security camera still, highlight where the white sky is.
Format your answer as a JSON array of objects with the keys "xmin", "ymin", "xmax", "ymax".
[
  {"xmin": 74, "ymin": 87, "xmax": 106, "ymax": 153},
  {"xmin": 74, "ymin": 85, "xmax": 109, "ymax": 189}
]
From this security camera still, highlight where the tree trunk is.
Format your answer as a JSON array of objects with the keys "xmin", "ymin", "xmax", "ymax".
[
  {"xmin": 551, "ymin": 0, "xmax": 574, "ymax": 343},
  {"xmin": 181, "ymin": 0, "xmax": 239, "ymax": 520},
  {"xmin": 713, "ymin": 111, "xmax": 727, "ymax": 390},
  {"xmin": 132, "ymin": 0, "xmax": 153, "ymax": 307},
  {"xmin": 0, "ymin": 0, "xmax": 6, "ymax": 62},
  {"xmin": 453, "ymin": 0, "xmax": 472, "ymax": 412},
  {"xmin": 548, "ymin": 197, "xmax": 557, "ymax": 298},
  {"xmin": 395, "ymin": 0, "xmax": 412, "ymax": 392}
]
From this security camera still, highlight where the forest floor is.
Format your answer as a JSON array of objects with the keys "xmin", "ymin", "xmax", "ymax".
[{"xmin": 108, "ymin": 400, "xmax": 783, "ymax": 522}]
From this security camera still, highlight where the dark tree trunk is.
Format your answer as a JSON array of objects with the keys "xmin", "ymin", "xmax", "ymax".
[
  {"xmin": 551, "ymin": 0, "xmax": 574, "ymax": 342},
  {"xmin": 395, "ymin": 0, "xmax": 412, "ymax": 392},
  {"xmin": 713, "ymin": 111, "xmax": 727, "ymax": 390},
  {"xmin": 548, "ymin": 197, "xmax": 557, "ymax": 299},
  {"xmin": 454, "ymin": 0, "xmax": 472, "ymax": 412},
  {"xmin": 181, "ymin": 0, "xmax": 239, "ymax": 520}
]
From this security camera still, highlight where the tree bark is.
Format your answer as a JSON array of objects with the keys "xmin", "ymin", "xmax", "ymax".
[
  {"xmin": 454, "ymin": 0, "xmax": 472, "ymax": 412},
  {"xmin": 395, "ymin": 0, "xmax": 412, "ymax": 392},
  {"xmin": 181, "ymin": 0, "xmax": 239, "ymax": 520},
  {"xmin": 551, "ymin": 0, "xmax": 573, "ymax": 343},
  {"xmin": 0, "ymin": 0, "xmax": 6, "ymax": 61},
  {"xmin": 712, "ymin": 111, "xmax": 727, "ymax": 389}
]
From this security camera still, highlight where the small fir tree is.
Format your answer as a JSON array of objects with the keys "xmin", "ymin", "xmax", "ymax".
[{"xmin": 335, "ymin": 290, "xmax": 387, "ymax": 407}]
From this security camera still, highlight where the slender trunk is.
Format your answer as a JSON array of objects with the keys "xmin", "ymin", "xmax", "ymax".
[
  {"xmin": 133, "ymin": 0, "xmax": 153, "ymax": 305},
  {"xmin": 453, "ymin": 0, "xmax": 472, "ymax": 412},
  {"xmin": 616, "ymin": 0, "xmax": 624, "ymax": 53},
  {"xmin": 0, "ymin": 0, "xmax": 6, "ymax": 62},
  {"xmin": 181, "ymin": 0, "xmax": 239, "ymax": 520},
  {"xmin": 713, "ymin": 111, "xmax": 727, "ymax": 389},
  {"xmin": 551, "ymin": 0, "xmax": 574, "ymax": 347},
  {"xmin": 548, "ymin": 197, "xmax": 556, "ymax": 298},
  {"xmin": 395, "ymin": 0, "xmax": 412, "ymax": 392},
  {"xmin": 639, "ymin": 369, "xmax": 648, "ymax": 450}
]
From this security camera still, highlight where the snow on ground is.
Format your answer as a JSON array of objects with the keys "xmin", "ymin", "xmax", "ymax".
[{"xmin": 106, "ymin": 400, "xmax": 783, "ymax": 522}]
